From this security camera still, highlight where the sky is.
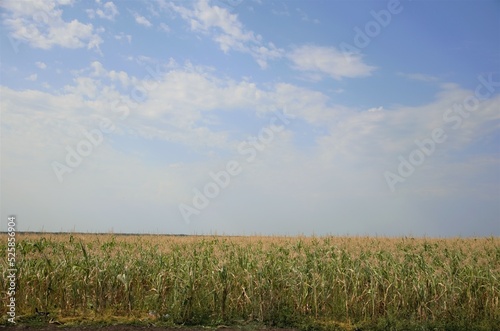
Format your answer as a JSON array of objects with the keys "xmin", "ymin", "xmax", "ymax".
[{"xmin": 0, "ymin": 0, "xmax": 499, "ymax": 236}]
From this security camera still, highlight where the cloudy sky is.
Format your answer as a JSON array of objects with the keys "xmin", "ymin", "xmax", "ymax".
[{"xmin": 1, "ymin": 0, "xmax": 499, "ymax": 236}]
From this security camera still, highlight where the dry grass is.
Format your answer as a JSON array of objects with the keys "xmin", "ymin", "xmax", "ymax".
[{"xmin": 1, "ymin": 233, "xmax": 499, "ymax": 330}]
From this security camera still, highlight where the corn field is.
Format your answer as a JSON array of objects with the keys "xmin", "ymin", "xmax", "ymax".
[{"xmin": 1, "ymin": 234, "xmax": 499, "ymax": 330}]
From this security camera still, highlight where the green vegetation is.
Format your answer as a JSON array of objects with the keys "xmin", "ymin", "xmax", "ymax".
[{"xmin": 1, "ymin": 234, "xmax": 499, "ymax": 330}]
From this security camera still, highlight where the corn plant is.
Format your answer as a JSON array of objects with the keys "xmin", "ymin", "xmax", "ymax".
[{"xmin": 1, "ymin": 234, "xmax": 498, "ymax": 330}]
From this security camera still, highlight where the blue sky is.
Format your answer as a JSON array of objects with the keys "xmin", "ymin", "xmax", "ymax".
[{"xmin": 1, "ymin": 0, "xmax": 499, "ymax": 236}]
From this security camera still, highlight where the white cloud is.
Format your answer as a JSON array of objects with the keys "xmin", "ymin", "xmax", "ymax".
[
  {"xmin": 114, "ymin": 32, "xmax": 132, "ymax": 43},
  {"xmin": 99, "ymin": 1, "xmax": 119, "ymax": 20},
  {"xmin": 6, "ymin": 61, "xmax": 497, "ymax": 160},
  {"xmin": 1, "ymin": 0, "xmax": 103, "ymax": 50},
  {"xmin": 317, "ymin": 85, "xmax": 500, "ymax": 165},
  {"xmin": 170, "ymin": 0, "xmax": 283, "ymax": 68},
  {"xmin": 87, "ymin": 1, "xmax": 119, "ymax": 21},
  {"xmin": 270, "ymin": 83, "xmax": 348, "ymax": 125},
  {"xmin": 368, "ymin": 106, "xmax": 383, "ymax": 112},
  {"xmin": 133, "ymin": 13, "xmax": 152, "ymax": 27},
  {"xmin": 158, "ymin": 22, "xmax": 170, "ymax": 33},
  {"xmin": 1, "ymin": 61, "xmax": 499, "ymax": 235},
  {"xmin": 288, "ymin": 45, "xmax": 376, "ymax": 80},
  {"xmin": 26, "ymin": 73, "xmax": 38, "ymax": 81},
  {"xmin": 57, "ymin": 61, "xmax": 487, "ymax": 156},
  {"xmin": 35, "ymin": 61, "xmax": 47, "ymax": 69}
]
